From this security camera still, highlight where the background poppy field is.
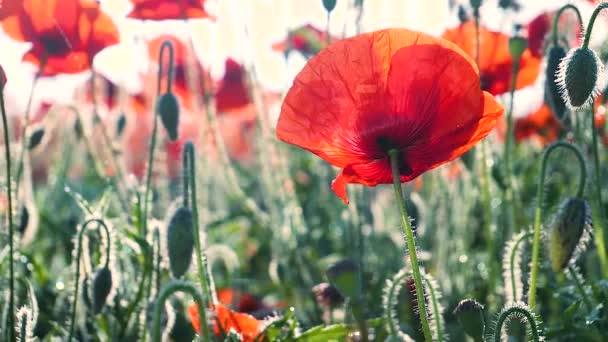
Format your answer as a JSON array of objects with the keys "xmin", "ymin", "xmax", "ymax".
[{"xmin": 1, "ymin": 0, "xmax": 608, "ymax": 341}]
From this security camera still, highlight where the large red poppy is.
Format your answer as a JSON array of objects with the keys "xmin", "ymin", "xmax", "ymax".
[
  {"xmin": 188, "ymin": 303, "xmax": 263, "ymax": 342},
  {"xmin": 127, "ymin": 0, "xmax": 214, "ymax": 20},
  {"xmin": 0, "ymin": 0, "xmax": 119, "ymax": 76},
  {"xmin": 277, "ymin": 29, "xmax": 504, "ymax": 203},
  {"xmin": 442, "ymin": 21, "xmax": 541, "ymax": 95}
]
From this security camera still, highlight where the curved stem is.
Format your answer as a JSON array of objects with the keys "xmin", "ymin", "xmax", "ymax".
[
  {"xmin": 493, "ymin": 305, "xmax": 541, "ymax": 342},
  {"xmin": 67, "ymin": 218, "xmax": 112, "ymax": 342},
  {"xmin": 152, "ymin": 280, "xmax": 205, "ymax": 342},
  {"xmin": 552, "ymin": 4, "xmax": 584, "ymax": 46},
  {"xmin": 388, "ymin": 149, "xmax": 432, "ymax": 342},
  {"xmin": 1, "ymin": 78, "xmax": 15, "ymax": 342},
  {"xmin": 503, "ymin": 60, "xmax": 520, "ymax": 233},
  {"xmin": 509, "ymin": 232, "xmax": 533, "ymax": 302},
  {"xmin": 185, "ymin": 142, "xmax": 212, "ymax": 342},
  {"xmin": 588, "ymin": 109, "xmax": 608, "ymax": 276},
  {"xmin": 528, "ymin": 141, "xmax": 587, "ymax": 308},
  {"xmin": 582, "ymin": 3, "xmax": 608, "ymax": 48},
  {"xmin": 422, "ymin": 274, "xmax": 443, "ymax": 342},
  {"xmin": 567, "ymin": 266, "xmax": 592, "ymax": 311}
]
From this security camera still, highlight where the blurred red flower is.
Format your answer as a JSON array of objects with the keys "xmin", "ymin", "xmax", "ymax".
[
  {"xmin": 272, "ymin": 24, "xmax": 334, "ymax": 58},
  {"xmin": 215, "ymin": 59, "xmax": 251, "ymax": 113},
  {"xmin": 277, "ymin": 29, "xmax": 504, "ymax": 203},
  {"xmin": 527, "ymin": 10, "xmax": 582, "ymax": 58},
  {"xmin": 216, "ymin": 288, "xmax": 267, "ymax": 314},
  {"xmin": 188, "ymin": 303, "xmax": 263, "ymax": 341},
  {"xmin": 514, "ymin": 104, "xmax": 561, "ymax": 144},
  {"xmin": 0, "ymin": 0, "xmax": 119, "ymax": 76},
  {"xmin": 127, "ymin": 0, "xmax": 214, "ymax": 20},
  {"xmin": 442, "ymin": 21, "xmax": 541, "ymax": 95}
]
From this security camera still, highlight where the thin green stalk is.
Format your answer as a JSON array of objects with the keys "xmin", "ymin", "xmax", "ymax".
[
  {"xmin": 588, "ymin": 109, "xmax": 608, "ymax": 276},
  {"xmin": 503, "ymin": 60, "xmax": 520, "ymax": 233},
  {"xmin": 1, "ymin": 78, "xmax": 15, "ymax": 342},
  {"xmin": 152, "ymin": 281, "xmax": 205, "ymax": 342},
  {"xmin": 184, "ymin": 142, "xmax": 212, "ymax": 342},
  {"xmin": 67, "ymin": 218, "xmax": 112, "ymax": 342},
  {"xmin": 388, "ymin": 149, "xmax": 432, "ymax": 342},
  {"xmin": 551, "ymin": 4, "xmax": 583, "ymax": 46},
  {"xmin": 582, "ymin": 3, "xmax": 608, "ymax": 49},
  {"xmin": 493, "ymin": 304, "xmax": 541, "ymax": 342},
  {"xmin": 528, "ymin": 141, "xmax": 587, "ymax": 308},
  {"xmin": 568, "ymin": 266, "xmax": 592, "ymax": 311}
]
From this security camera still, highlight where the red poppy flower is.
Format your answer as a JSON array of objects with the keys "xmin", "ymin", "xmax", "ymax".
[
  {"xmin": 217, "ymin": 288, "xmax": 267, "ymax": 314},
  {"xmin": 514, "ymin": 104, "xmax": 561, "ymax": 144},
  {"xmin": 215, "ymin": 59, "xmax": 251, "ymax": 113},
  {"xmin": 277, "ymin": 29, "xmax": 504, "ymax": 203},
  {"xmin": 188, "ymin": 303, "xmax": 263, "ymax": 342},
  {"xmin": 272, "ymin": 24, "xmax": 334, "ymax": 58},
  {"xmin": 127, "ymin": 0, "xmax": 214, "ymax": 20},
  {"xmin": 442, "ymin": 21, "xmax": 541, "ymax": 95},
  {"xmin": 1, "ymin": 0, "xmax": 119, "ymax": 76}
]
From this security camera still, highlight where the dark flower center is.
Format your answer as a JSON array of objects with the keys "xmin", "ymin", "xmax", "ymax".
[{"xmin": 376, "ymin": 136, "xmax": 413, "ymax": 175}]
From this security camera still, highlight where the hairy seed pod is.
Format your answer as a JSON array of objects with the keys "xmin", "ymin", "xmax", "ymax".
[
  {"xmin": 167, "ymin": 207, "xmax": 195, "ymax": 278},
  {"xmin": 558, "ymin": 47, "xmax": 603, "ymax": 108},
  {"xmin": 453, "ymin": 298, "xmax": 485, "ymax": 341},
  {"xmin": 548, "ymin": 197, "xmax": 592, "ymax": 272},
  {"xmin": 322, "ymin": 0, "xmax": 337, "ymax": 12},
  {"xmin": 116, "ymin": 112, "xmax": 127, "ymax": 137},
  {"xmin": 156, "ymin": 92, "xmax": 180, "ymax": 141},
  {"xmin": 545, "ymin": 45, "xmax": 569, "ymax": 123},
  {"xmin": 92, "ymin": 267, "xmax": 113, "ymax": 314},
  {"xmin": 28, "ymin": 127, "xmax": 45, "ymax": 150},
  {"xmin": 326, "ymin": 259, "xmax": 360, "ymax": 299}
]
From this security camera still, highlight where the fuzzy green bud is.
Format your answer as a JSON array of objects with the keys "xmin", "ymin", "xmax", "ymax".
[
  {"xmin": 558, "ymin": 47, "xmax": 603, "ymax": 108},
  {"xmin": 28, "ymin": 127, "xmax": 45, "ymax": 150},
  {"xmin": 116, "ymin": 112, "xmax": 126, "ymax": 137},
  {"xmin": 326, "ymin": 259, "xmax": 360, "ymax": 299},
  {"xmin": 156, "ymin": 92, "xmax": 180, "ymax": 141},
  {"xmin": 167, "ymin": 207, "xmax": 194, "ymax": 278},
  {"xmin": 91, "ymin": 267, "xmax": 113, "ymax": 314},
  {"xmin": 545, "ymin": 45, "xmax": 569, "ymax": 123},
  {"xmin": 322, "ymin": 0, "xmax": 337, "ymax": 12},
  {"xmin": 453, "ymin": 298, "xmax": 485, "ymax": 341},
  {"xmin": 548, "ymin": 197, "xmax": 592, "ymax": 272}
]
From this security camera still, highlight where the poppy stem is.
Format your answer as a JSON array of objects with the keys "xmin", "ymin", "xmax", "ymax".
[
  {"xmin": 388, "ymin": 149, "xmax": 433, "ymax": 342},
  {"xmin": 528, "ymin": 141, "xmax": 586, "ymax": 308},
  {"xmin": 0, "ymin": 76, "xmax": 15, "ymax": 342},
  {"xmin": 493, "ymin": 303, "xmax": 541, "ymax": 342},
  {"xmin": 587, "ymin": 108, "xmax": 608, "ymax": 276},
  {"xmin": 582, "ymin": 3, "xmax": 608, "ymax": 49},
  {"xmin": 152, "ymin": 280, "xmax": 206, "ymax": 342},
  {"xmin": 552, "ymin": 4, "xmax": 583, "ymax": 46},
  {"xmin": 567, "ymin": 266, "xmax": 593, "ymax": 311},
  {"xmin": 67, "ymin": 218, "xmax": 112, "ymax": 342},
  {"xmin": 503, "ymin": 60, "xmax": 520, "ymax": 233}
]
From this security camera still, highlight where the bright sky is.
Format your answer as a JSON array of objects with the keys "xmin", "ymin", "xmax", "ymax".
[{"xmin": 0, "ymin": 0, "xmax": 602, "ymax": 118}]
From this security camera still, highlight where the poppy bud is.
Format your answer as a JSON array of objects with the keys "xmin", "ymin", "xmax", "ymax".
[
  {"xmin": 116, "ymin": 112, "xmax": 126, "ymax": 137},
  {"xmin": 74, "ymin": 118, "xmax": 83, "ymax": 140},
  {"xmin": 558, "ymin": 47, "xmax": 604, "ymax": 108},
  {"xmin": 326, "ymin": 259, "xmax": 360, "ymax": 299},
  {"xmin": 82, "ymin": 275, "xmax": 92, "ymax": 310},
  {"xmin": 453, "ymin": 298, "xmax": 485, "ymax": 341},
  {"xmin": 508, "ymin": 34, "xmax": 527, "ymax": 61},
  {"xmin": 469, "ymin": 0, "xmax": 482, "ymax": 10},
  {"xmin": 458, "ymin": 5, "xmax": 470, "ymax": 23},
  {"xmin": 91, "ymin": 267, "xmax": 113, "ymax": 314},
  {"xmin": 312, "ymin": 282, "xmax": 344, "ymax": 309},
  {"xmin": 0, "ymin": 65, "xmax": 6, "ymax": 91},
  {"xmin": 498, "ymin": 0, "xmax": 521, "ymax": 11},
  {"xmin": 17, "ymin": 206, "xmax": 29, "ymax": 234},
  {"xmin": 548, "ymin": 197, "xmax": 592, "ymax": 272},
  {"xmin": 545, "ymin": 45, "xmax": 569, "ymax": 123},
  {"xmin": 322, "ymin": 0, "xmax": 337, "ymax": 12},
  {"xmin": 167, "ymin": 207, "xmax": 195, "ymax": 278},
  {"xmin": 28, "ymin": 128, "xmax": 45, "ymax": 150},
  {"xmin": 156, "ymin": 92, "xmax": 180, "ymax": 141}
]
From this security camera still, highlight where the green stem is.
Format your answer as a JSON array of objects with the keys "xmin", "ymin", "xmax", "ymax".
[
  {"xmin": 503, "ymin": 60, "xmax": 520, "ymax": 233},
  {"xmin": 67, "ymin": 218, "xmax": 112, "ymax": 341},
  {"xmin": 552, "ymin": 4, "xmax": 584, "ymax": 46},
  {"xmin": 588, "ymin": 108, "xmax": 608, "ymax": 276},
  {"xmin": 493, "ymin": 305, "xmax": 541, "ymax": 342},
  {"xmin": 582, "ymin": 3, "xmax": 608, "ymax": 49},
  {"xmin": 152, "ymin": 281, "xmax": 205, "ymax": 342},
  {"xmin": 184, "ymin": 142, "xmax": 212, "ymax": 342},
  {"xmin": 0, "ymin": 78, "xmax": 15, "ymax": 342},
  {"xmin": 508, "ymin": 232, "xmax": 533, "ymax": 302},
  {"xmin": 388, "ymin": 149, "xmax": 432, "ymax": 342},
  {"xmin": 528, "ymin": 141, "xmax": 587, "ymax": 308},
  {"xmin": 568, "ymin": 266, "xmax": 592, "ymax": 311}
]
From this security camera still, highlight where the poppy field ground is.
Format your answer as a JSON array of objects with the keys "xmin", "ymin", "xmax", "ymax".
[{"xmin": 1, "ymin": 0, "xmax": 608, "ymax": 341}]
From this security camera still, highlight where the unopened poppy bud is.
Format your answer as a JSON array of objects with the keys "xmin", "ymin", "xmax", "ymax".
[
  {"xmin": 74, "ymin": 118, "xmax": 83, "ymax": 140},
  {"xmin": 458, "ymin": 5, "xmax": 470, "ymax": 23},
  {"xmin": 558, "ymin": 47, "xmax": 604, "ymax": 108},
  {"xmin": 322, "ymin": 0, "xmax": 337, "ymax": 12},
  {"xmin": 548, "ymin": 197, "xmax": 592, "ymax": 272},
  {"xmin": 116, "ymin": 112, "xmax": 126, "ymax": 137},
  {"xmin": 498, "ymin": 0, "xmax": 521, "ymax": 11},
  {"xmin": 312, "ymin": 282, "xmax": 344, "ymax": 309},
  {"xmin": 0, "ymin": 65, "xmax": 6, "ymax": 91},
  {"xmin": 91, "ymin": 267, "xmax": 113, "ymax": 314},
  {"xmin": 82, "ymin": 275, "xmax": 92, "ymax": 310},
  {"xmin": 469, "ymin": 0, "xmax": 482, "ymax": 10},
  {"xmin": 508, "ymin": 34, "xmax": 527, "ymax": 61},
  {"xmin": 545, "ymin": 45, "xmax": 568, "ymax": 123},
  {"xmin": 453, "ymin": 298, "xmax": 485, "ymax": 341},
  {"xmin": 156, "ymin": 92, "xmax": 180, "ymax": 141},
  {"xmin": 28, "ymin": 128, "xmax": 45, "ymax": 150},
  {"xmin": 167, "ymin": 207, "xmax": 194, "ymax": 278},
  {"xmin": 17, "ymin": 206, "xmax": 29, "ymax": 234},
  {"xmin": 326, "ymin": 259, "xmax": 360, "ymax": 299}
]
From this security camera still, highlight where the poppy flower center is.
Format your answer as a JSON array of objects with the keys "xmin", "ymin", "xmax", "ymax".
[
  {"xmin": 376, "ymin": 136, "xmax": 412, "ymax": 175},
  {"xmin": 40, "ymin": 34, "xmax": 72, "ymax": 55}
]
